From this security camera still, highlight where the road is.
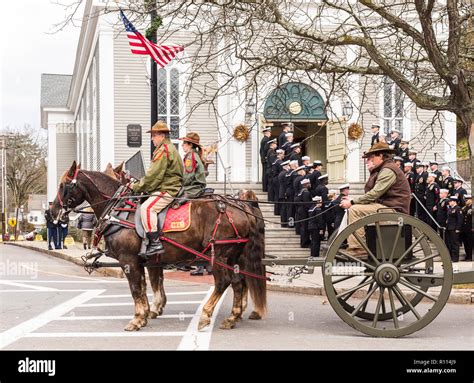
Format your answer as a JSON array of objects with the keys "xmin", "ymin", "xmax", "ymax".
[{"xmin": 0, "ymin": 245, "xmax": 473, "ymax": 350}]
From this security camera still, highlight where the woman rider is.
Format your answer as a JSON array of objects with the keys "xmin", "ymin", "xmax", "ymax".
[
  {"xmin": 179, "ymin": 132, "xmax": 209, "ymax": 275},
  {"xmin": 179, "ymin": 132, "xmax": 207, "ymax": 199}
]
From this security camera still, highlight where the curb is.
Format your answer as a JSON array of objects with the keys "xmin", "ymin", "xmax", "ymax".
[
  {"xmin": 268, "ymin": 282, "xmax": 474, "ymax": 305},
  {"xmin": 5, "ymin": 242, "xmax": 125, "ymax": 279}
]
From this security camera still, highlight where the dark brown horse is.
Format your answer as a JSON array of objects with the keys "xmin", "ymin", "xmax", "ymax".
[{"xmin": 52, "ymin": 161, "xmax": 266, "ymax": 331}]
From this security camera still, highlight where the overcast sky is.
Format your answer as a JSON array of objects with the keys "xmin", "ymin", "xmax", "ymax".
[{"xmin": 1, "ymin": 0, "xmax": 83, "ymax": 134}]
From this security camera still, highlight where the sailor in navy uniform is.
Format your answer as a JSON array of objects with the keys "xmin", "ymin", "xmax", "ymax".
[
  {"xmin": 281, "ymin": 132, "xmax": 294, "ymax": 157},
  {"xmin": 445, "ymin": 196, "xmax": 463, "ymax": 262},
  {"xmin": 452, "ymin": 178, "xmax": 467, "ymax": 207},
  {"xmin": 312, "ymin": 173, "xmax": 329, "ymax": 201},
  {"xmin": 285, "ymin": 160, "xmax": 300, "ymax": 227},
  {"xmin": 460, "ymin": 195, "xmax": 472, "ymax": 261},
  {"xmin": 260, "ymin": 127, "xmax": 272, "ymax": 191},
  {"xmin": 302, "ymin": 156, "xmax": 311, "ymax": 167},
  {"xmin": 308, "ymin": 196, "xmax": 325, "ymax": 258},
  {"xmin": 408, "ymin": 150, "xmax": 421, "ymax": 168},
  {"xmin": 399, "ymin": 140, "xmax": 409, "ymax": 162},
  {"xmin": 271, "ymin": 149, "xmax": 285, "ymax": 214},
  {"xmin": 289, "ymin": 143, "xmax": 303, "ymax": 165},
  {"xmin": 277, "ymin": 160, "xmax": 291, "ymax": 228},
  {"xmin": 436, "ymin": 189, "xmax": 449, "ymax": 237},
  {"xmin": 278, "ymin": 122, "xmax": 293, "ymax": 148},
  {"xmin": 441, "ymin": 166, "xmax": 455, "ymax": 196},
  {"xmin": 404, "ymin": 162, "xmax": 416, "ymax": 215},
  {"xmin": 388, "ymin": 128, "xmax": 401, "ymax": 154},
  {"xmin": 293, "ymin": 165, "xmax": 308, "ymax": 235},
  {"xmin": 425, "ymin": 172, "xmax": 440, "ymax": 230},
  {"xmin": 308, "ymin": 160, "xmax": 322, "ymax": 195},
  {"xmin": 393, "ymin": 156, "xmax": 404, "ymax": 170},
  {"xmin": 370, "ymin": 124, "xmax": 380, "ymax": 146},
  {"xmin": 414, "ymin": 163, "xmax": 428, "ymax": 222},
  {"xmin": 333, "ymin": 184, "xmax": 350, "ymax": 230},
  {"xmin": 265, "ymin": 138, "xmax": 278, "ymax": 201},
  {"xmin": 296, "ymin": 178, "xmax": 313, "ymax": 248},
  {"xmin": 429, "ymin": 161, "xmax": 443, "ymax": 186}
]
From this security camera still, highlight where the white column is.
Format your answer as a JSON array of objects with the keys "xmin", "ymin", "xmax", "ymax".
[
  {"xmin": 98, "ymin": 26, "xmax": 115, "ymax": 169},
  {"xmin": 346, "ymin": 47, "xmax": 360, "ymax": 182},
  {"xmin": 47, "ymin": 124, "xmax": 57, "ymax": 202}
]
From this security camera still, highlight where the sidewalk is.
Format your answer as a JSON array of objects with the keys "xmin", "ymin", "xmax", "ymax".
[{"xmin": 4, "ymin": 240, "xmax": 473, "ymax": 304}]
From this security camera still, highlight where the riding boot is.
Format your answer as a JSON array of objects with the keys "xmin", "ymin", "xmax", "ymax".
[{"xmin": 140, "ymin": 231, "xmax": 165, "ymax": 260}]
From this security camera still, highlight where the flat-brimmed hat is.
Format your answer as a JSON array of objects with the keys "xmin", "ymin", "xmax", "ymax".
[
  {"xmin": 178, "ymin": 132, "xmax": 202, "ymax": 147},
  {"xmin": 338, "ymin": 183, "xmax": 350, "ymax": 190},
  {"xmin": 281, "ymin": 122, "xmax": 294, "ymax": 129},
  {"xmin": 393, "ymin": 156, "xmax": 403, "ymax": 161},
  {"xmin": 147, "ymin": 120, "xmax": 170, "ymax": 133},
  {"xmin": 262, "ymin": 127, "xmax": 271, "ymax": 132},
  {"xmin": 362, "ymin": 142, "xmax": 396, "ymax": 158}
]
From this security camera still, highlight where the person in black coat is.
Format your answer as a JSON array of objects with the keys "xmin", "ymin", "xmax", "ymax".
[
  {"xmin": 370, "ymin": 124, "xmax": 380, "ymax": 146},
  {"xmin": 393, "ymin": 156, "xmax": 404, "ymax": 170},
  {"xmin": 278, "ymin": 160, "xmax": 291, "ymax": 228},
  {"xmin": 308, "ymin": 160, "xmax": 322, "ymax": 195},
  {"xmin": 265, "ymin": 139, "xmax": 278, "ymax": 201},
  {"xmin": 404, "ymin": 162, "xmax": 416, "ymax": 216},
  {"xmin": 293, "ymin": 166, "xmax": 308, "ymax": 235},
  {"xmin": 271, "ymin": 149, "xmax": 285, "ymax": 214},
  {"xmin": 436, "ymin": 189, "xmax": 449, "ymax": 237},
  {"xmin": 308, "ymin": 196, "xmax": 325, "ymax": 258},
  {"xmin": 425, "ymin": 173, "xmax": 440, "ymax": 230},
  {"xmin": 460, "ymin": 195, "xmax": 472, "ymax": 261},
  {"xmin": 44, "ymin": 202, "xmax": 60, "ymax": 250},
  {"xmin": 441, "ymin": 166, "xmax": 455, "ymax": 196},
  {"xmin": 312, "ymin": 174, "xmax": 329, "ymax": 201},
  {"xmin": 452, "ymin": 179, "xmax": 467, "ymax": 207},
  {"xmin": 414, "ymin": 163, "xmax": 427, "ymax": 222},
  {"xmin": 445, "ymin": 197, "xmax": 463, "ymax": 262},
  {"xmin": 408, "ymin": 150, "xmax": 421, "ymax": 168},
  {"xmin": 324, "ymin": 191, "xmax": 337, "ymax": 240},
  {"xmin": 260, "ymin": 127, "xmax": 272, "ymax": 191},
  {"xmin": 388, "ymin": 129, "xmax": 401, "ymax": 154},
  {"xmin": 429, "ymin": 161, "xmax": 443, "ymax": 186},
  {"xmin": 399, "ymin": 140, "xmax": 409, "ymax": 162},
  {"xmin": 281, "ymin": 133, "xmax": 294, "ymax": 157},
  {"xmin": 285, "ymin": 161, "xmax": 300, "ymax": 227},
  {"xmin": 278, "ymin": 122, "xmax": 293, "ymax": 148},
  {"xmin": 289, "ymin": 143, "xmax": 303, "ymax": 165},
  {"xmin": 296, "ymin": 179, "xmax": 312, "ymax": 248},
  {"xmin": 333, "ymin": 184, "xmax": 350, "ymax": 230},
  {"xmin": 58, "ymin": 215, "xmax": 70, "ymax": 250}
]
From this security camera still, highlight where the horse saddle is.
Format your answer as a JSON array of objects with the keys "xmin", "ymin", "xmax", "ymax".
[{"xmin": 134, "ymin": 202, "xmax": 192, "ymax": 239}]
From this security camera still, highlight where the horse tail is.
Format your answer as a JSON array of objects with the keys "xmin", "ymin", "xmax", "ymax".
[{"xmin": 243, "ymin": 205, "xmax": 267, "ymax": 316}]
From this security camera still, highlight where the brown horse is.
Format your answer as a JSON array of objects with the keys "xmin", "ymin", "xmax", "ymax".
[{"xmin": 52, "ymin": 161, "xmax": 266, "ymax": 331}]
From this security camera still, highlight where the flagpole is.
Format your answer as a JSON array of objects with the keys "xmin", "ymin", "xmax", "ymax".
[{"xmin": 149, "ymin": 1, "xmax": 158, "ymax": 158}]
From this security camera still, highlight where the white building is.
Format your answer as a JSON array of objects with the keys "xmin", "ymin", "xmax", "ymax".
[{"xmin": 42, "ymin": 0, "xmax": 457, "ymax": 197}]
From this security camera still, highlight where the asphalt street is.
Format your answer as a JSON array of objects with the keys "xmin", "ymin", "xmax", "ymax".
[{"xmin": 0, "ymin": 245, "xmax": 472, "ymax": 350}]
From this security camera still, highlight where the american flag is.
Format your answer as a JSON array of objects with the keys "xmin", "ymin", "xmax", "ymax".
[{"xmin": 120, "ymin": 10, "xmax": 184, "ymax": 68}]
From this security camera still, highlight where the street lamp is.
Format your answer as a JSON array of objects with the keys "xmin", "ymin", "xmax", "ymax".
[{"xmin": 343, "ymin": 100, "xmax": 353, "ymax": 120}]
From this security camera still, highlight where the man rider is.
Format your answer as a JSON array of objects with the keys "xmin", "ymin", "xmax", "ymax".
[{"xmin": 132, "ymin": 121, "xmax": 184, "ymax": 259}]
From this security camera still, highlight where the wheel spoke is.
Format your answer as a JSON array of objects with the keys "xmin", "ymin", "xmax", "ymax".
[
  {"xmin": 400, "ymin": 253, "xmax": 440, "ymax": 269},
  {"xmin": 336, "ymin": 278, "xmax": 373, "ymax": 299},
  {"xmin": 336, "ymin": 250, "xmax": 376, "ymax": 271},
  {"xmin": 350, "ymin": 283, "xmax": 378, "ymax": 318},
  {"xmin": 388, "ymin": 288, "xmax": 399, "ymax": 329},
  {"xmin": 352, "ymin": 232, "xmax": 380, "ymax": 266},
  {"xmin": 393, "ymin": 285, "xmax": 421, "ymax": 320},
  {"xmin": 361, "ymin": 282, "xmax": 375, "ymax": 312},
  {"xmin": 332, "ymin": 275, "xmax": 357, "ymax": 284},
  {"xmin": 398, "ymin": 279, "xmax": 438, "ymax": 302},
  {"xmin": 388, "ymin": 224, "xmax": 403, "ymax": 263},
  {"xmin": 372, "ymin": 287, "xmax": 385, "ymax": 328},
  {"xmin": 341, "ymin": 276, "xmax": 370, "ymax": 301},
  {"xmin": 394, "ymin": 234, "xmax": 427, "ymax": 267},
  {"xmin": 381, "ymin": 292, "xmax": 387, "ymax": 314},
  {"xmin": 375, "ymin": 222, "xmax": 386, "ymax": 262}
]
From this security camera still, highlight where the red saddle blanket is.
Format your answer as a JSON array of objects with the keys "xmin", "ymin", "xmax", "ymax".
[{"xmin": 162, "ymin": 202, "xmax": 192, "ymax": 233}]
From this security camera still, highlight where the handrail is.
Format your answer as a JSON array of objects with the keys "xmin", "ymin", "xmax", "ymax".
[
  {"xmin": 410, "ymin": 192, "xmax": 445, "ymax": 240},
  {"xmin": 215, "ymin": 151, "xmax": 234, "ymax": 195}
]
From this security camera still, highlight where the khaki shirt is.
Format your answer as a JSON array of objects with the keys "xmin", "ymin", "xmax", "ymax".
[{"xmin": 132, "ymin": 140, "xmax": 184, "ymax": 196}]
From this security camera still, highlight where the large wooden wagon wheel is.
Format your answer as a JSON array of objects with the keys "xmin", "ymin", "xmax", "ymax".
[{"xmin": 323, "ymin": 212, "xmax": 453, "ymax": 337}]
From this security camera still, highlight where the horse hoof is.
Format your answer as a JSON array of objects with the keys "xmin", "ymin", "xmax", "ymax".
[
  {"xmin": 198, "ymin": 318, "xmax": 211, "ymax": 331},
  {"xmin": 219, "ymin": 319, "xmax": 236, "ymax": 330},
  {"xmin": 124, "ymin": 317, "xmax": 147, "ymax": 331},
  {"xmin": 124, "ymin": 322, "xmax": 140, "ymax": 331},
  {"xmin": 249, "ymin": 311, "xmax": 262, "ymax": 320},
  {"xmin": 148, "ymin": 311, "xmax": 158, "ymax": 319}
]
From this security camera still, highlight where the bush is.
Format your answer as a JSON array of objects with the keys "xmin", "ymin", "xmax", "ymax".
[
  {"xmin": 67, "ymin": 226, "xmax": 83, "ymax": 242},
  {"xmin": 38, "ymin": 227, "xmax": 47, "ymax": 240}
]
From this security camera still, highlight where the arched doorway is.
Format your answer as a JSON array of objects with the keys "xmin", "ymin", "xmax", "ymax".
[{"xmin": 262, "ymin": 81, "xmax": 330, "ymax": 172}]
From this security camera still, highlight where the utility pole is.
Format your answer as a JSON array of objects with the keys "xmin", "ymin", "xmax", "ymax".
[{"xmin": 149, "ymin": 0, "xmax": 158, "ymax": 159}]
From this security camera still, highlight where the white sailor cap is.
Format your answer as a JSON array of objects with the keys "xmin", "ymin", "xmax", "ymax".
[
  {"xmin": 295, "ymin": 165, "xmax": 306, "ymax": 172},
  {"xmin": 313, "ymin": 160, "xmax": 322, "ymax": 166},
  {"xmin": 290, "ymin": 143, "xmax": 301, "ymax": 149},
  {"xmin": 428, "ymin": 172, "xmax": 437, "ymax": 178},
  {"xmin": 281, "ymin": 160, "xmax": 290, "ymax": 166},
  {"xmin": 300, "ymin": 179, "xmax": 310, "ymax": 185},
  {"xmin": 393, "ymin": 156, "xmax": 403, "ymax": 161},
  {"xmin": 318, "ymin": 174, "xmax": 328, "ymax": 180},
  {"xmin": 290, "ymin": 160, "xmax": 299, "ymax": 166},
  {"xmin": 285, "ymin": 132, "xmax": 293, "ymax": 137},
  {"xmin": 454, "ymin": 178, "xmax": 463, "ymax": 183},
  {"xmin": 312, "ymin": 196, "xmax": 322, "ymax": 202},
  {"xmin": 302, "ymin": 156, "xmax": 310, "ymax": 161},
  {"xmin": 409, "ymin": 150, "xmax": 417, "ymax": 154},
  {"xmin": 422, "ymin": 162, "xmax": 430, "ymax": 167},
  {"xmin": 429, "ymin": 160, "xmax": 438, "ymax": 165},
  {"xmin": 276, "ymin": 149, "xmax": 284, "ymax": 154},
  {"xmin": 440, "ymin": 189, "xmax": 449, "ymax": 193},
  {"xmin": 442, "ymin": 166, "xmax": 451, "ymax": 171},
  {"xmin": 268, "ymin": 138, "xmax": 277, "ymax": 144},
  {"xmin": 449, "ymin": 196, "xmax": 459, "ymax": 201},
  {"xmin": 466, "ymin": 194, "xmax": 472, "ymax": 199},
  {"xmin": 262, "ymin": 127, "xmax": 271, "ymax": 132},
  {"xmin": 338, "ymin": 183, "xmax": 350, "ymax": 190},
  {"xmin": 391, "ymin": 128, "xmax": 401, "ymax": 134},
  {"xmin": 371, "ymin": 124, "xmax": 380, "ymax": 129},
  {"xmin": 404, "ymin": 162, "xmax": 413, "ymax": 167}
]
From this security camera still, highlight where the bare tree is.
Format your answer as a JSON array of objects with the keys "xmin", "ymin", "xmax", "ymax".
[{"xmin": 5, "ymin": 130, "xmax": 47, "ymax": 237}]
